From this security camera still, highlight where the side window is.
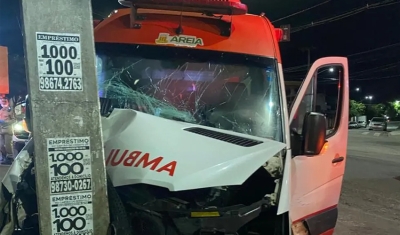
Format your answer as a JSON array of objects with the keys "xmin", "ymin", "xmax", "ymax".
[
  {"xmin": 290, "ymin": 75, "xmax": 316, "ymax": 134},
  {"xmin": 290, "ymin": 65, "xmax": 344, "ymax": 136}
]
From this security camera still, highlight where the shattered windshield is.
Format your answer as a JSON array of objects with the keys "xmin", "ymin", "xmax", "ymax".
[{"xmin": 95, "ymin": 43, "xmax": 283, "ymax": 141}]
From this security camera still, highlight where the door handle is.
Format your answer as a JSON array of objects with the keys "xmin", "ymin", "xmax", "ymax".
[{"xmin": 332, "ymin": 156, "xmax": 344, "ymax": 163}]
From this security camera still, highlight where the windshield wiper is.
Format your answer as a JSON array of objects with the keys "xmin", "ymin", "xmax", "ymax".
[
  {"xmin": 171, "ymin": 117, "xmax": 194, "ymax": 123},
  {"xmin": 170, "ymin": 116, "xmax": 216, "ymax": 128}
]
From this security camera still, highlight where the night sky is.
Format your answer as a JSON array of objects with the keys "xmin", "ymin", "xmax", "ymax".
[{"xmin": 0, "ymin": 0, "xmax": 399, "ymax": 102}]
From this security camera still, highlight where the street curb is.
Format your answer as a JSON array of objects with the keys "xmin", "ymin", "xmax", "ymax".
[{"xmin": 389, "ymin": 131, "xmax": 400, "ymax": 136}]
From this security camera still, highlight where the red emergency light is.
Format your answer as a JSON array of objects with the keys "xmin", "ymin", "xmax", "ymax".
[
  {"xmin": 277, "ymin": 25, "xmax": 290, "ymax": 42},
  {"xmin": 275, "ymin": 28, "xmax": 283, "ymax": 42},
  {"xmin": 122, "ymin": 0, "xmax": 248, "ymax": 15}
]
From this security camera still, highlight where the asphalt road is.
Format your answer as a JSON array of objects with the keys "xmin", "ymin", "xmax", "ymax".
[
  {"xmin": 335, "ymin": 128, "xmax": 400, "ymax": 235},
  {"xmin": 0, "ymin": 129, "xmax": 399, "ymax": 234}
]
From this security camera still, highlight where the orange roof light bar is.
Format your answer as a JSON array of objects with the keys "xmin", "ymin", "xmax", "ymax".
[{"xmin": 119, "ymin": 0, "xmax": 248, "ymax": 15}]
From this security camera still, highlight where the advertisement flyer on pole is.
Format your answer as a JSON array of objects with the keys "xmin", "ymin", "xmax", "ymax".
[
  {"xmin": 47, "ymin": 137, "xmax": 93, "ymax": 235},
  {"xmin": 36, "ymin": 32, "xmax": 83, "ymax": 91}
]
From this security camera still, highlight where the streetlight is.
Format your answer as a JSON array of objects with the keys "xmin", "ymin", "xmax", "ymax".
[
  {"xmin": 329, "ymin": 67, "xmax": 334, "ymax": 72},
  {"xmin": 365, "ymin": 95, "xmax": 373, "ymax": 100},
  {"xmin": 355, "ymin": 87, "xmax": 360, "ymax": 92}
]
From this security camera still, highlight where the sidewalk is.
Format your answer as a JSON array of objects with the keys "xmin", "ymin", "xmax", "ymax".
[
  {"xmin": 389, "ymin": 130, "xmax": 400, "ymax": 136},
  {"xmin": 388, "ymin": 122, "xmax": 400, "ymax": 136}
]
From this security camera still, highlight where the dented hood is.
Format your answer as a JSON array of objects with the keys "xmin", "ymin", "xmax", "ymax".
[{"xmin": 103, "ymin": 109, "xmax": 286, "ymax": 191}]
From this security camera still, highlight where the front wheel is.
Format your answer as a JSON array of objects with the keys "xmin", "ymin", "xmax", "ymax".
[
  {"xmin": 129, "ymin": 211, "xmax": 179, "ymax": 235},
  {"xmin": 107, "ymin": 177, "xmax": 134, "ymax": 235},
  {"xmin": 130, "ymin": 211, "xmax": 167, "ymax": 235}
]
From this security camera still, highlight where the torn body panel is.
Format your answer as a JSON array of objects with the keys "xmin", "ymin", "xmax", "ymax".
[{"xmin": 103, "ymin": 109, "xmax": 286, "ymax": 191}]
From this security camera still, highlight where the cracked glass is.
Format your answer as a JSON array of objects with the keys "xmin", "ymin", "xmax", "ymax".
[{"xmin": 95, "ymin": 43, "xmax": 283, "ymax": 141}]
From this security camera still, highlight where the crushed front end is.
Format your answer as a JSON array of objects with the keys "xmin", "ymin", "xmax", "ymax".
[{"xmin": 98, "ymin": 43, "xmax": 288, "ymax": 232}]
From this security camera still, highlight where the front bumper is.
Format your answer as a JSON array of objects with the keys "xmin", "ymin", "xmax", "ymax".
[
  {"xmin": 368, "ymin": 125, "xmax": 385, "ymax": 130},
  {"xmin": 140, "ymin": 197, "xmax": 273, "ymax": 234}
]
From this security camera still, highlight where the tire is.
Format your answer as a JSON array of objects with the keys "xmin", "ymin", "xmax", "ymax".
[
  {"xmin": 129, "ymin": 211, "xmax": 179, "ymax": 235},
  {"xmin": 114, "ymin": 186, "xmax": 179, "ymax": 235},
  {"xmin": 107, "ymin": 176, "xmax": 134, "ymax": 235},
  {"xmin": 131, "ymin": 211, "xmax": 165, "ymax": 235}
]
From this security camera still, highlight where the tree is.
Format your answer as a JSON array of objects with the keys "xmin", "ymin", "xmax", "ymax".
[
  {"xmin": 349, "ymin": 100, "xmax": 366, "ymax": 117},
  {"xmin": 369, "ymin": 103, "xmax": 386, "ymax": 117},
  {"xmin": 385, "ymin": 101, "xmax": 400, "ymax": 119},
  {"xmin": 392, "ymin": 101, "xmax": 400, "ymax": 113}
]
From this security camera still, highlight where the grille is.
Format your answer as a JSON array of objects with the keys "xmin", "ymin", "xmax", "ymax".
[{"xmin": 184, "ymin": 127, "xmax": 262, "ymax": 147}]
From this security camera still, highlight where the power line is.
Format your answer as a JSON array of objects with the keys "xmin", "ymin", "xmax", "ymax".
[
  {"xmin": 291, "ymin": 0, "xmax": 399, "ymax": 33},
  {"xmin": 283, "ymin": 42, "xmax": 400, "ymax": 72},
  {"xmin": 92, "ymin": 10, "xmax": 108, "ymax": 18},
  {"xmin": 286, "ymin": 74, "xmax": 400, "ymax": 81},
  {"xmin": 349, "ymin": 62, "xmax": 400, "ymax": 78},
  {"xmin": 347, "ymin": 42, "xmax": 400, "ymax": 58},
  {"xmin": 284, "ymin": 65, "xmax": 309, "ymax": 72},
  {"xmin": 351, "ymin": 75, "xmax": 400, "ymax": 81},
  {"xmin": 271, "ymin": 0, "xmax": 330, "ymax": 23},
  {"xmin": 285, "ymin": 61, "xmax": 400, "ymax": 80}
]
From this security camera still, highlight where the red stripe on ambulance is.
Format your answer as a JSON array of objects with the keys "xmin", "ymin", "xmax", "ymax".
[{"xmin": 106, "ymin": 149, "xmax": 177, "ymax": 176}]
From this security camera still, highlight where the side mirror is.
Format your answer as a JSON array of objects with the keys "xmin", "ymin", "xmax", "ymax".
[{"xmin": 301, "ymin": 112, "xmax": 327, "ymax": 155}]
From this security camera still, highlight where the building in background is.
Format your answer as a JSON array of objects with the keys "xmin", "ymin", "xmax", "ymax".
[
  {"xmin": 285, "ymin": 81, "xmax": 302, "ymax": 108},
  {"xmin": 0, "ymin": 46, "xmax": 9, "ymax": 96}
]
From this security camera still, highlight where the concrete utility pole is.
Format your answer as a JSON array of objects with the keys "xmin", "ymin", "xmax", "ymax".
[{"xmin": 20, "ymin": 0, "xmax": 110, "ymax": 234}]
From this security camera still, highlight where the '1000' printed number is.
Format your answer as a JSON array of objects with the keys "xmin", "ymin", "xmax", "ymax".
[
  {"xmin": 40, "ymin": 45, "xmax": 78, "ymax": 76},
  {"xmin": 52, "ymin": 206, "xmax": 90, "ymax": 233}
]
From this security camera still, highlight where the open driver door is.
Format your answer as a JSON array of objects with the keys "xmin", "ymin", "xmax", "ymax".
[{"xmin": 288, "ymin": 57, "xmax": 349, "ymax": 235}]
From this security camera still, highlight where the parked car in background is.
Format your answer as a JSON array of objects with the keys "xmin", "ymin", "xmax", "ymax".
[
  {"xmin": 368, "ymin": 117, "xmax": 387, "ymax": 131},
  {"xmin": 349, "ymin": 121, "xmax": 358, "ymax": 129},
  {"xmin": 357, "ymin": 120, "xmax": 367, "ymax": 128}
]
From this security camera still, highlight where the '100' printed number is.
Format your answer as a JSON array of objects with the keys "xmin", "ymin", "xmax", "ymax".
[
  {"xmin": 41, "ymin": 44, "xmax": 77, "ymax": 76},
  {"xmin": 50, "ymin": 152, "xmax": 86, "ymax": 176},
  {"xmin": 52, "ymin": 206, "xmax": 89, "ymax": 232}
]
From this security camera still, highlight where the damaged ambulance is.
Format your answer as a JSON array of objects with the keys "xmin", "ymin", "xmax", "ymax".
[{"xmin": 0, "ymin": 0, "xmax": 349, "ymax": 235}]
